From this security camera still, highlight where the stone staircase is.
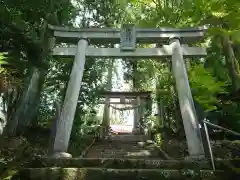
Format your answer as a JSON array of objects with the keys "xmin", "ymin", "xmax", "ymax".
[
  {"xmin": 16, "ymin": 157, "xmax": 239, "ymax": 179},
  {"xmin": 83, "ymin": 134, "xmax": 162, "ymax": 159},
  {"xmin": 13, "ymin": 133, "xmax": 240, "ymax": 179}
]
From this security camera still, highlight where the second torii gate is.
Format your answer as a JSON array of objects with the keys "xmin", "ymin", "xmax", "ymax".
[
  {"xmin": 49, "ymin": 24, "xmax": 207, "ymax": 159},
  {"xmin": 99, "ymin": 91, "xmax": 152, "ymax": 133}
]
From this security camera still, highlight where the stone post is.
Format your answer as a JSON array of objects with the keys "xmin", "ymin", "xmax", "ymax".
[
  {"xmin": 52, "ymin": 39, "xmax": 88, "ymax": 157},
  {"xmin": 169, "ymin": 37, "xmax": 205, "ymax": 158},
  {"xmin": 133, "ymin": 96, "xmax": 141, "ymax": 133}
]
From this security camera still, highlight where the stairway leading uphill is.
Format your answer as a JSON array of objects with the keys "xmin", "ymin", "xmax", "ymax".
[
  {"xmin": 13, "ymin": 133, "xmax": 239, "ymax": 179},
  {"xmin": 83, "ymin": 134, "xmax": 163, "ymax": 159}
]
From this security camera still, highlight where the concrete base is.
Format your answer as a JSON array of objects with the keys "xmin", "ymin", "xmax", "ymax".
[{"xmin": 51, "ymin": 152, "xmax": 73, "ymax": 158}]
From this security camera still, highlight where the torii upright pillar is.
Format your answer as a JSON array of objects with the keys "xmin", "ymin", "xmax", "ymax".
[
  {"xmin": 133, "ymin": 96, "xmax": 141, "ymax": 133},
  {"xmin": 170, "ymin": 37, "xmax": 205, "ymax": 158},
  {"xmin": 52, "ymin": 39, "xmax": 88, "ymax": 157}
]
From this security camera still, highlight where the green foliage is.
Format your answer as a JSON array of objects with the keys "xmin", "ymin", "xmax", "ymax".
[
  {"xmin": 189, "ymin": 63, "xmax": 226, "ymax": 111},
  {"xmin": 0, "ymin": 53, "xmax": 8, "ymax": 73},
  {"xmin": 0, "ymin": 0, "xmax": 121, "ymax": 137},
  {"xmin": 110, "ymin": 0, "xmax": 240, "ymax": 137},
  {"xmin": 0, "ymin": 53, "xmax": 7, "ymax": 63}
]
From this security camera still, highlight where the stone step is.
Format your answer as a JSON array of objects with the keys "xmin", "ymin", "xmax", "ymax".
[
  {"xmin": 87, "ymin": 146, "xmax": 146, "ymax": 152},
  {"xmin": 90, "ymin": 143, "xmax": 142, "ymax": 148},
  {"xmin": 83, "ymin": 138, "xmax": 160, "ymax": 159},
  {"xmin": 14, "ymin": 168, "xmax": 226, "ymax": 180},
  {"xmin": 84, "ymin": 143, "xmax": 161, "ymax": 158},
  {"xmin": 109, "ymin": 134, "xmax": 147, "ymax": 142},
  {"xmin": 29, "ymin": 158, "xmax": 240, "ymax": 170},
  {"xmin": 85, "ymin": 151, "xmax": 160, "ymax": 159},
  {"xmin": 88, "ymin": 139, "xmax": 155, "ymax": 148}
]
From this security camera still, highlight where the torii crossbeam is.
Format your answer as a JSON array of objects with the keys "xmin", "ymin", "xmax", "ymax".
[
  {"xmin": 48, "ymin": 24, "xmax": 206, "ymax": 44},
  {"xmin": 52, "ymin": 46, "xmax": 206, "ymax": 58}
]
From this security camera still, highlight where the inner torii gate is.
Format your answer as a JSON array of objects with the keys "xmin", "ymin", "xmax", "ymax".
[
  {"xmin": 100, "ymin": 91, "xmax": 152, "ymax": 133},
  {"xmin": 49, "ymin": 24, "xmax": 207, "ymax": 159}
]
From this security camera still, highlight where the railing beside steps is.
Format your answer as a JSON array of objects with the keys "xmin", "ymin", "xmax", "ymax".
[{"xmin": 202, "ymin": 119, "xmax": 240, "ymax": 170}]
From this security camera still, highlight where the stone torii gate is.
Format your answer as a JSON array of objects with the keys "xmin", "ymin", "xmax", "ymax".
[{"xmin": 49, "ymin": 24, "xmax": 207, "ymax": 159}]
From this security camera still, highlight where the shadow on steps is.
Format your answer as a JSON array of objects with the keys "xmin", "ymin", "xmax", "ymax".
[{"xmin": 83, "ymin": 135, "xmax": 165, "ymax": 159}]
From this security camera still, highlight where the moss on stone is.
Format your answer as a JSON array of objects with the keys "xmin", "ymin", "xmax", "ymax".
[
  {"xmin": 13, "ymin": 168, "xmax": 225, "ymax": 180},
  {"xmin": 28, "ymin": 157, "xmax": 240, "ymax": 170}
]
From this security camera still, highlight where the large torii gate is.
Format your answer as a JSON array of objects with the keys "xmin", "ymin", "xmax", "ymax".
[{"xmin": 49, "ymin": 24, "xmax": 207, "ymax": 159}]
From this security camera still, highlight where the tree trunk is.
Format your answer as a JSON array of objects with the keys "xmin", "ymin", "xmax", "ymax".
[
  {"xmin": 132, "ymin": 61, "xmax": 140, "ymax": 90},
  {"xmin": 222, "ymin": 35, "xmax": 240, "ymax": 91},
  {"xmin": 102, "ymin": 59, "xmax": 114, "ymax": 128},
  {"xmin": 132, "ymin": 61, "xmax": 141, "ymax": 132},
  {"xmin": 4, "ymin": 67, "xmax": 45, "ymax": 136},
  {"xmin": 48, "ymin": 101, "xmax": 61, "ymax": 155},
  {"xmin": 0, "ymin": 89, "xmax": 19, "ymax": 135},
  {"xmin": 0, "ymin": 99, "xmax": 6, "ymax": 135},
  {"xmin": 172, "ymin": 76, "xmax": 184, "ymax": 139},
  {"xmin": 155, "ymin": 45, "xmax": 166, "ymax": 129},
  {"xmin": 155, "ymin": 76, "xmax": 165, "ymax": 127}
]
